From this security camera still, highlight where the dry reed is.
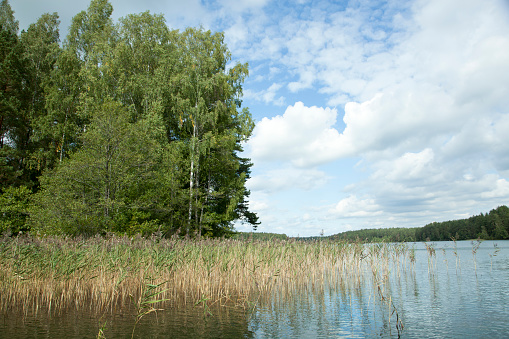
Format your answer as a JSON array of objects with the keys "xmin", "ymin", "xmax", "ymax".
[{"xmin": 0, "ymin": 233, "xmax": 413, "ymax": 328}]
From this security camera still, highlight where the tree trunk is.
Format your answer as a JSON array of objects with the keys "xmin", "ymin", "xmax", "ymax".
[
  {"xmin": 187, "ymin": 118, "xmax": 197, "ymax": 237},
  {"xmin": 59, "ymin": 112, "xmax": 69, "ymax": 162},
  {"xmin": 0, "ymin": 115, "xmax": 4, "ymax": 148},
  {"xmin": 199, "ymin": 169, "xmax": 211, "ymax": 238}
]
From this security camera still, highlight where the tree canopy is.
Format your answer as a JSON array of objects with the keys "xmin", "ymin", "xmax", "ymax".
[
  {"xmin": 0, "ymin": 0, "xmax": 259, "ymax": 237},
  {"xmin": 330, "ymin": 206, "xmax": 509, "ymax": 242}
]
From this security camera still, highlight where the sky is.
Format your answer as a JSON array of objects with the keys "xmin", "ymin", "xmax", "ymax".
[{"xmin": 10, "ymin": 0, "xmax": 509, "ymax": 237}]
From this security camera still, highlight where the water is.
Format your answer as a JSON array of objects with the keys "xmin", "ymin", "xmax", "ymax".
[
  {"xmin": 393, "ymin": 240, "xmax": 509, "ymax": 338},
  {"xmin": 1, "ymin": 240, "xmax": 509, "ymax": 338}
]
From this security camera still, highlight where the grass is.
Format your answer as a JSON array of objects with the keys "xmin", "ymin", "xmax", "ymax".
[{"xmin": 0, "ymin": 233, "xmax": 415, "ymax": 335}]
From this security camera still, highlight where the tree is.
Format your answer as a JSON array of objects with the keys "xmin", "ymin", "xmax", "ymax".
[
  {"xmin": 21, "ymin": 13, "xmax": 62, "ymax": 171},
  {"xmin": 67, "ymin": 0, "xmax": 114, "ymax": 63},
  {"xmin": 0, "ymin": 185, "xmax": 30, "ymax": 234},
  {"xmin": 17, "ymin": 0, "xmax": 259, "ymax": 238},
  {"xmin": 492, "ymin": 213, "xmax": 509, "ymax": 239},
  {"xmin": 0, "ymin": 21, "xmax": 31, "ymax": 189},
  {"xmin": 30, "ymin": 99, "xmax": 165, "ymax": 235},
  {"xmin": 166, "ymin": 28, "xmax": 257, "ymax": 237},
  {"xmin": 0, "ymin": 0, "xmax": 18, "ymax": 35},
  {"xmin": 113, "ymin": 11, "xmax": 177, "ymax": 120},
  {"xmin": 35, "ymin": 47, "xmax": 83, "ymax": 167}
]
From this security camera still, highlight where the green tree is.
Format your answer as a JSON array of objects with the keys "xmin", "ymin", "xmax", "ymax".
[
  {"xmin": 18, "ymin": 0, "xmax": 259, "ymax": 238},
  {"xmin": 36, "ymin": 47, "xmax": 83, "ymax": 167},
  {"xmin": 30, "ymin": 99, "xmax": 165, "ymax": 235},
  {"xmin": 0, "ymin": 20, "xmax": 31, "ymax": 189},
  {"xmin": 166, "ymin": 28, "xmax": 257, "ymax": 237},
  {"xmin": 0, "ymin": 0, "xmax": 17, "ymax": 35},
  {"xmin": 0, "ymin": 185, "xmax": 31, "ymax": 234},
  {"xmin": 20, "ymin": 13, "xmax": 62, "ymax": 171},
  {"xmin": 113, "ymin": 11, "xmax": 177, "ymax": 120},
  {"xmin": 67, "ymin": 0, "xmax": 114, "ymax": 63},
  {"xmin": 492, "ymin": 213, "xmax": 509, "ymax": 239}
]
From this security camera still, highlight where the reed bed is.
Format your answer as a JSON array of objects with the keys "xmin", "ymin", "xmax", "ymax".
[{"xmin": 0, "ymin": 234, "xmax": 413, "ymax": 320}]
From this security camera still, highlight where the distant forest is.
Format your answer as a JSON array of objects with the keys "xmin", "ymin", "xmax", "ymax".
[
  {"xmin": 329, "ymin": 205, "xmax": 509, "ymax": 243},
  {"xmin": 234, "ymin": 232, "xmax": 289, "ymax": 241}
]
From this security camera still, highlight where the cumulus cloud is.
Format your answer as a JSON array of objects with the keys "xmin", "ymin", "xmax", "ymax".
[
  {"xmin": 245, "ymin": 0, "xmax": 508, "ymax": 234},
  {"xmin": 248, "ymin": 102, "xmax": 349, "ymax": 167},
  {"xmin": 481, "ymin": 179, "xmax": 509, "ymax": 199},
  {"xmin": 329, "ymin": 195, "xmax": 383, "ymax": 218},
  {"xmin": 240, "ymin": 0, "xmax": 509, "ymax": 235},
  {"xmin": 245, "ymin": 0, "xmax": 509, "ymax": 170},
  {"xmin": 247, "ymin": 166, "xmax": 330, "ymax": 193}
]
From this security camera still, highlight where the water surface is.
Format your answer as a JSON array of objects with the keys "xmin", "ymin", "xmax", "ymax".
[{"xmin": 1, "ymin": 240, "xmax": 508, "ymax": 338}]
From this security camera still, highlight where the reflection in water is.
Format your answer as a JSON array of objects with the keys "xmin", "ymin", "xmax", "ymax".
[
  {"xmin": 249, "ymin": 240, "xmax": 509, "ymax": 338},
  {"xmin": 250, "ymin": 281, "xmax": 395, "ymax": 338},
  {"xmin": 1, "ymin": 304, "xmax": 254, "ymax": 338},
  {"xmin": 1, "ymin": 240, "xmax": 509, "ymax": 338},
  {"xmin": 394, "ymin": 240, "xmax": 509, "ymax": 338}
]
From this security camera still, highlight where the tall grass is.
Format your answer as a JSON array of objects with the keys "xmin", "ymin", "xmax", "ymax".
[{"xmin": 0, "ymin": 233, "xmax": 413, "ymax": 329}]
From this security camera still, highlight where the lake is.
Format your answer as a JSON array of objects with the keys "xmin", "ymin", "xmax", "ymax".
[{"xmin": 1, "ymin": 240, "xmax": 508, "ymax": 338}]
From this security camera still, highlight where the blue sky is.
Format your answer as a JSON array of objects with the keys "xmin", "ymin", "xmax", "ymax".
[{"xmin": 11, "ymin": 0, "xmax": 509, "ymax": 236}]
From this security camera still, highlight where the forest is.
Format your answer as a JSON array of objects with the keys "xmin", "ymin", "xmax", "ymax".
[
  {"xmin": 234, "ymin": 232, "xmax": 289, "ymax": 241},
  {"xmin": 330, "ymin": 205, "xmax": 509, "ymax": 242},
  {"xmin": 0, "ymin": 0, "xmax": 259, "ymax": 238}
]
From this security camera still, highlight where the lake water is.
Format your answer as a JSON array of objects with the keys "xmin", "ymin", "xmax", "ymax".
[{"xmin": 1, "ymin": 240, "xmax": 508, "ymax": 338}]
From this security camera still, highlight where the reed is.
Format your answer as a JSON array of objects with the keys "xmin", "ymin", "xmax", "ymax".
[
  {"xmin": 441, "ymin": 245, "xmax": 449, "ymax": 270},
  {"xmin": 489, "ymin": 243, "xmax": 500, "ymax": 271},
  {"xmin": 130, "ymin": 281, "xmax": 169, "ymax": 338},
  {"xmin": 451, "ymin": 236, "xmax": 460, "ymax": 273},
  {"xmin": 0, "ymin": 234, "xmax": 414, "ymax": 334},
  {"xmin": 424, "ymin": 241, "xmax": 437, "ymax": 274},
  {"xmin": 471, "ymin": 238, "xmax": 483, "ymax": 272}
]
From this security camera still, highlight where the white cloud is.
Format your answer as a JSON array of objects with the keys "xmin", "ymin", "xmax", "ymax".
[
  {"xmin": 217, "ymin": 0, "xmax": 269, "ymax": 13},
  {"xmin": 243, "ymin": 83, "xmax": 286, "ymax": 106},
  {"xmin": 248, "ymin": 199, "xmax": 270, "ymax": 212},
  {"xmin": 329, "ymin": 195, "xmax": 383, "ymax": 218},
  {"xmin": 248, "ymin": 0, "xmax": 509, "ymax": 234},
  {"xmin": 246, "ymin": 0, "xmax": 509, "ymax": 165},
  {"xmin": 247, "ymin": 166, "xmax": 329, "ymax": 193},
  {"xmin": 372, "ymin": 148, "xmax": 439, "ymax": 184},
  {"xmin": 249, "ymin": 102, "xmax": 349, "ymax": 167},
  {"xmin": 481, "ymin": 179, "xmax": 509, "ymax": 199}
]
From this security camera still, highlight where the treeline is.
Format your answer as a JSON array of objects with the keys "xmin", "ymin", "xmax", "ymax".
[
  {"xmin": 234, "ymin": 232, "xmax": 289, "ymax": 241},
  {"xmin": 0, "ymin": 0, "xmax": 258, "ymax": 237},
  {"xmin": 330, "ymin": 227, "xmax": 417, "ymax": 243},
  {"xmin": 330, "ymin": 206, "xmax": 509, "ymax": 242},
  {"xmin": 415, "ymin": 205, "xmax": 509, "ymax": 241}
]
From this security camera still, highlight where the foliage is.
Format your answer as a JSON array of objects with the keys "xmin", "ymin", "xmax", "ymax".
[
  {"xmin": 330, "ymin": 205, "xmax": 509, "ymax": 242},
  {"xmin": 330, "ymin": 227, "xmax": 417, "ymax": 243},
  {"xmin": 415, "ymin": 205, "xmax": 509, "ymax": 241},
  {"xmin": 0, "ymin": 185, "xmax": 31, "ymax": 234},
  {"xmin": 0, "ymin": 0, "xmax": 18, "ymax": 35},
  {"xmin": 0, "ymin": 18, "xmax": 31, "ymax": 188},
  {"xmin": 1, "ymin": 0, "xmax": 259, "ymax": 237},
  {"xmin": 30, "ymin": 100, "xmax": 165, "ymax": 235},
  {"xmin": 234, "ymin": 232, "xmax": 289, "ymax": 241}
]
